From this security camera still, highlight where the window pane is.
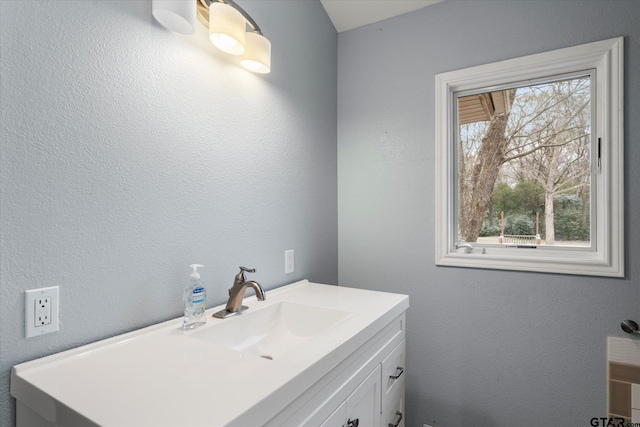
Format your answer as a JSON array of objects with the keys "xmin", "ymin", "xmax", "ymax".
[{"xmin": 456, "ymin": 75, "xmax": 592, "ymax": 248}]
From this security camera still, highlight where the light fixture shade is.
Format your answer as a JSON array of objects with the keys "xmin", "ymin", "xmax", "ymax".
[
  {"xmin": 241, "ymin": 32, "xmax": 271, "ymax": 74},
  {"xmin": 152, "ymin": 0, "xmax": 196, "ymax": 35},
  {"xmin": 208, "ymin": 2, "xmax": 246, "ymax": 55}
]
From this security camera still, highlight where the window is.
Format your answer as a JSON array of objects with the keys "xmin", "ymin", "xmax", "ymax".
[
  {"xmin": 435, "ymin": 37, "xmax": 624, "ymax": 277},
  {"xmin": 458, "ymin": 73, "xmax": 593, "ymax": 248}
]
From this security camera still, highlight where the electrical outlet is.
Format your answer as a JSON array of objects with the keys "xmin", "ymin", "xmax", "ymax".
[
  {"xmin": 25, "ymin": 286, "xmax": 59, "ymax": 338},
  {"xmin": 36, "ymin": 296, "xmax": 51, "ymax": 326},
  {"xmin": 285, "ymin": 250, "xmax": 294, "ymax": 274}
]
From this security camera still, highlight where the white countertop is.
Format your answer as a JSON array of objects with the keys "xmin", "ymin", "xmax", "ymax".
[{"xmin": 11, "ymin": 280, "xmax": 409, "ymax": 426}]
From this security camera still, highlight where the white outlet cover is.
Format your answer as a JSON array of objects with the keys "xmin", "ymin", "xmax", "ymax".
[
  {"xmin": 285, "ymin": 250, "xmax": 295, "ymax": 274},
  {"xmin": 25, "ymin": 286, "xmax": 59, "ymax": 338}
]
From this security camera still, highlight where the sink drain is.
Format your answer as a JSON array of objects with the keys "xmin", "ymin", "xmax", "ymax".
[{"xmin": 260, "ymin": 355, "xmax": 273, "ymax": 360}]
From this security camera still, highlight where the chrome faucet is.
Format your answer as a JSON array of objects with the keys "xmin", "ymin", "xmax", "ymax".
[{"xmin": 212, "ymin": 267, "xmax": 265, "ymax": 319}]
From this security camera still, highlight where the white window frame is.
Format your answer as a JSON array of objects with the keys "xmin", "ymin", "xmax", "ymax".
[{"xmin": 434, "ymin": 37, "xmax": 624, "ymax": 277}]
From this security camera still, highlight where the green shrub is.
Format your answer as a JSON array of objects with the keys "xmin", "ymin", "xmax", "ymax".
[
  {"xmin": 505, "ymin": 214, "xmax": 534, "ymax": 235},
  {"xmin": 479, "ymin": 223, "xmax": 501, "ymax": 237}
]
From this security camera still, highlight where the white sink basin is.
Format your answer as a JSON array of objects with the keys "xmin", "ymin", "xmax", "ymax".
[
  {"xmin": 11, "ymin": 280, "xmax": 410, "ymax": 427},
  {"xmin": 190, "ymin": 301, "xmax": 354, "ymax": 360}
]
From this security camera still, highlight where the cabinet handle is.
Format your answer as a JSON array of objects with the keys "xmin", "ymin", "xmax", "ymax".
[
  {"xmin": 347, "ymin": 418, "xmax": 359, "ymax": 427},
  {"xmin": 388, "ymin": 411, "xmax": 403, "ymax": 427},
  {"xmin": 390, "ymin": 366, "xmax": 404, "ymax": 380}
]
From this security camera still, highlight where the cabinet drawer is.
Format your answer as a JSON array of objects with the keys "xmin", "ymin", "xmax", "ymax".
[
  {"xmin": 381, "ymin": 339, "xmax": 406, "ymax": 408},
  {"xmin": 381, "ymin": 387, "xmax": 405, "ymax": 427}
]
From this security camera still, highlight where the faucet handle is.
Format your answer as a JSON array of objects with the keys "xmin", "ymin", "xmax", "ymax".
[{"xmin": 236, "ymin": 266, "xmax": 256, "ymax": 283}]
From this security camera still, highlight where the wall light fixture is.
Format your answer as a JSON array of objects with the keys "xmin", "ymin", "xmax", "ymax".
[{"xmin": 152, "ymin": 0, "xmax": 271, "ymax": 74}]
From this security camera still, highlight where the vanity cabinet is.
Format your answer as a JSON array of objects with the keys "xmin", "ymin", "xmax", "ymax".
[
  {"xmin": 320, "ymin": 365, "xmax": 381, "ymax": 427},
  {"xmin": 320, "ymin": 402, "xmax": 347, "ymax": 427},
  {"xmin": 345, "ymin": 365, "xmax": 382, "ymax": 427},
  {"xmin": 381, "ymin": 341, "xmax": 406, "ymax": 427},
  {"xmin": 264, "ymin": 312, "xmax": 406, "ymax": 427},
  {"xmin": 382, "ymin": 388, "xmax": 405, "ymax": 427},
  {"xmin": 12, "ymin": 281, "xmax": 408, "ymax": 427},
  {"xmin": 318, "ymin": 340, "xmax": 406, "ymax": 427}
]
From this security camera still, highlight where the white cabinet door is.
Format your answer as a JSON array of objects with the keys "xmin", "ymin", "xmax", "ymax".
[
  {"xmin": 320, "ymin": 402, "xmax": 346, "ymax": 427},
  {"xmin": 345, "ymin": 365, "xmax": 381, "ymax": 427}
]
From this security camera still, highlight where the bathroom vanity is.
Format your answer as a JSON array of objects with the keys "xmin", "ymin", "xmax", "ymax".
[{"xmin": 12, "ymin": 280, "xmax": 409, "ymax": 426}]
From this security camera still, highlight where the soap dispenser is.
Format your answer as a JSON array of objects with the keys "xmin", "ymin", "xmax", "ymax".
[{"xmin": 182, "ymin": 264, "xmax": 206, "ymax": 329}]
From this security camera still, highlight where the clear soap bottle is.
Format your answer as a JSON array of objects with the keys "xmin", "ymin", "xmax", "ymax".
[{"xmin": 182, "ymin": 264, "xmax": 206, "ymax": 329}]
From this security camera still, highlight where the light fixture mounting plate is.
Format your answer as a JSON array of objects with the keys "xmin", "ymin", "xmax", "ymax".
[{"xmin": 195, "ymin": 0, "xmax": 263, "ymax": 35}]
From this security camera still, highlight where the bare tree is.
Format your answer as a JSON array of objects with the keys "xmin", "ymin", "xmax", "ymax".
[
  {"xmin": 503, "ymin": 79, "xmax": 590, "ymax": 244},
  {"xmin": 458, "ymin": 89, "xmax": 516, "ymax": 242},
  {"xmin": 458, "ymin": 77, "xmax": 591, "ymax": 244}
]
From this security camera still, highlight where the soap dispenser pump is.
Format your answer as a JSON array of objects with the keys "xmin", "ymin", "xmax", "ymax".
[{"xmin": 182, "ymin": 264, "xmax": 206, "ymax": 329}]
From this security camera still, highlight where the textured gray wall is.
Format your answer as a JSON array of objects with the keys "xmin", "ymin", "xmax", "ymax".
[
  {"xmin": 0, "ymin": 1, "xmax": 337, "ymax": 425},
  {"xmin": 338, "ymin": 1, "xmax": 640, "ymax": 426}
]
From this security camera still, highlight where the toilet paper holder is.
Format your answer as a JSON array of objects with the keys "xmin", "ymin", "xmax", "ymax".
[{"xmin": 621, "ymin": 320, "xmax": 640, "ymax": 335}]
